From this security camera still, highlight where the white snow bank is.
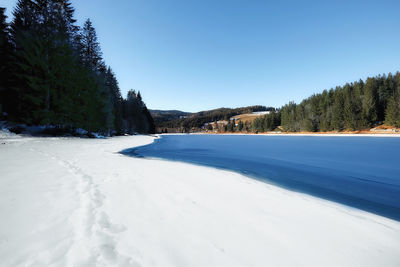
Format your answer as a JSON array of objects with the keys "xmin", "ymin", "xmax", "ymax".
[
  {"xmin": 0, "ymin": 135, "xmax": 399, "ymax": 266},
  {"xmin": 0, "ymin": 128, "xmax": 16, "ymax": 139}
]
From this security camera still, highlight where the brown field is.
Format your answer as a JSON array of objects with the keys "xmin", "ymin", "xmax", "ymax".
[{"xmin": 231, "ymin": 113, "xmax": 267, "ymax": 123}]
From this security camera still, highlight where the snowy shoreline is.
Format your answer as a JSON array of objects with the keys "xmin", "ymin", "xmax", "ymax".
[
  {"xmin": 0, "ymin": 134, "xmax": 399, "ymax": 266},
  {"xmin": 191, "ymin": 132, "xmax": 400, "ymax": 137}
]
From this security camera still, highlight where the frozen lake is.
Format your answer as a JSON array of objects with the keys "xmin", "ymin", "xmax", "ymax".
[{"xmin": 126, "ymin": 135, "xmax": 400, "ymax": 221}]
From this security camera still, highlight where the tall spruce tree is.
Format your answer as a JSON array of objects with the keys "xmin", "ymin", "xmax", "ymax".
[
  {"xmin": 105, "ymin": 67, "xmax": 124, "ymax": 134},
  {"xmin": 319, "ymin": 90, "xmax": 333, "ymax": 131},
  {"xmin": 362, "ymin": 78, "xmax": 378, "ymax": 127},
  {"xmin": 384, "ymin": 74, "xmax": 400, "ymax": 127},
  {"xmin": 80, "ymin": 19, "xmax": 104, "ymax": 72},
  {"xmin": 281, "ymin": 102, "xmax": 297, "ymax": 132},
  {"xmin": 123, "ymin": 89, "xmax": 155, "ymax": 134},
  {"xmin": 0, "ymin": 7, "xmax": 14, "ymax": 117},
  {"xmin": 385, "ymin": 95, "xmax": 400, "ymax": 127},
  {"xmin": 331, "ymin": 88, "xmax": 344, "ymax": 130},
  {"xmin": 352, "ymin": 81, "xmax": 363, "ymax": 129},
  {"xmin": 343, "ymin": 84, "xmax": 356, "ymax": 130}
]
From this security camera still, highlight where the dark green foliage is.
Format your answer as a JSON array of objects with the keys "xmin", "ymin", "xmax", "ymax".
[
  {"xmin": 150, "ymin": 110, "xmax": 192, "ymax": 125},
  {"xmin": 331, "ymin": 89, "xmax": 344, "ymax": 131},
  {"xmin": 79, "ymin": 19, "xmax": 104, "ymax": 71},
  {"xmin": 142, "ymin": 106, "xmax": 155, "ymax": 134},
  {"xmin": 256, "ymin": 73, "xmax": 400, "ymax": 132},
  {"xmin": 281, "ymin": 102, "xmax": 298, "ymax": 132},
  {"xmin": 237, "ymin": 120, "xmax": 244, "ymax": 131},
  {"xmin": 384, "ymin": 75, "xmax": 400, "ymax": 127},
  {"xmin": 104, "ymin": 67, "xmax": 124, "ymax": 133},
  {"xmin": 0, "ymin": 7, "xmax": 15, "ymax": 117},
  {"xmin": 362, "ymin": 78, "xmax": 378, "ymax": 127},
  {"xmin": 251, "ymin": 110, "xmax": 281, "ymax": 132},
  {"xmin": 384, "ymin": 97, "xmax": 400, "ymax": 127},
  {"xmin": 1, "ymin": 1, "xmax": 153, "ymax": 134},
  {"xmin": 226, "ymin": 120, "xmax": 234, "ymax": 132},
  {"xmin": 123, "ymin": 90, "xmax": 155, "ymax": 134}
]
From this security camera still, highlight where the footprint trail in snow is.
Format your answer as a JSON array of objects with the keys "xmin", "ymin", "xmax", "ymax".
[{"xmin": 32, "ymin": 147, "xmax": 139, "ymax": 267}]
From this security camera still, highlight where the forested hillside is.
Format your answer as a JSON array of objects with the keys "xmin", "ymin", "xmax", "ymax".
[
  {"xmin": 150, "ymin": 110, "xmax": 193, "ymax": 125},
  {"xmin": 0, "ymin": 1, "xmax": 154, "ymax": 135},
  {"xmin": 156, "ymin": 106, "xmax": 271, "ymax": 133},
  {"xmin": 251, "ymin": 73, "xmax": 400, "ymax": 132}
]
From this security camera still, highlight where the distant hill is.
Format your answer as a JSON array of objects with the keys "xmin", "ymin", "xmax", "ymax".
[
  {"xmin": 150, "ymin": 110, "xmax": 193, "ymax": 124},
  {"xmin": 150, "ymin": 110, "xmax": 192, "ymax": 116},
  {"xmin": 154, "ymin": 106, "xmax": 274, "ymax": 133}
]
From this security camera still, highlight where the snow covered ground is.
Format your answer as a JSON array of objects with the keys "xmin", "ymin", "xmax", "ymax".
[{"xmin": 0, "ymin": 133, "xmax": 399, "ymax": 266}]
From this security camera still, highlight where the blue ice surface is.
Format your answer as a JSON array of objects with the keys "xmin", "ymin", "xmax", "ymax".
[{"xmin": 122, "ymin": 134, "xmax": 400, "ymax": 221}]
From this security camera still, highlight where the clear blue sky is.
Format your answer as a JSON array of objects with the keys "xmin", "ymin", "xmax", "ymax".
[{"xmin": 3, "ymin": 0, "xmax": 400, "ymax": 112}]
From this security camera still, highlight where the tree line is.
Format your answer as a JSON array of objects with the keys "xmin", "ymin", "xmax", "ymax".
[
  {"xmin": 250, "ymin": 73, "xmax": 400, "ymax": 133},
  {"xmin": 0, "ymin": 1, "xmax": 154, "ymax": 135}
]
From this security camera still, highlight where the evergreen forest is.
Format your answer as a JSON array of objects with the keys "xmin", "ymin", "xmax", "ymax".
[
  {"xmin": 251, "ymin": 73, "xmax": 400, "ymax": 133},
  {"xmin": 0, "ymin": 1, "xmax": 154, "ymax": 135}
]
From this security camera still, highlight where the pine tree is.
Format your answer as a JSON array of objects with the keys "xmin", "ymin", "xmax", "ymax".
[
  {"xmin": 384, "ymin": 74, "xmax": 400, "ymax": 127},
  {"xmin": 377, "ymin": 73, "xmax": 395, "ymax": 121},
  {"xmin": 124, "ymin": 90, "xmax": 140, "ymax": 133},
  {"xmin": 331, "ymin": 88, "xmax": 344, "ymax": 131},
  {"xmin": 352, "ymin": 81, "xmax": 363, "ymax": 129},
  {"xmin": 227, "ymin": 120, "xmax": 234, "ymax": 132},
  {"xmin": 105, "ymin": 67, "xmax": 123, "ymax": 134},
  {"xmin": 143, "ymin": 105, "xmax": 155, "ymax": 134},
  {"xmin": 79, "ymin": 19, "xmax": 103, "ymax": 72},
  {"xmin": 384, "ymin": 95, "xmax": 400, "ymax": 127},
  {"xmin": 10, "ymin": 0, "xmax": 36, "ymax": 37},
  {"xmin": 281, "ymin": 102, "xmax": 297, "ymax": 131},
  {"xmin": 343, "ymin": 84, "xmax": 356, "ymax": 130},
  {"xmin": 0, "ymin": 7, "xmax": 14, "ymax": 117},
  {"xmin": 362, "ymin": 78, "xmax": 378, "ymax": 127},
  {"xmin": 319, "ymin": 90, "xmax": 333, "ymax": 131},
  {"xmin": 238, "ymin": 120, "xmax": 244, "ymax": 131}
]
